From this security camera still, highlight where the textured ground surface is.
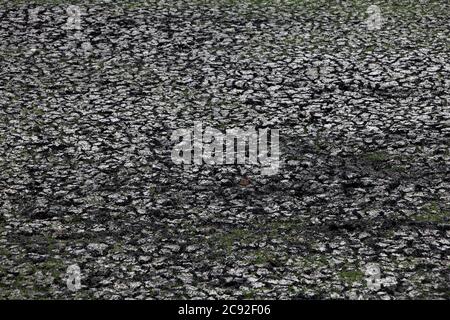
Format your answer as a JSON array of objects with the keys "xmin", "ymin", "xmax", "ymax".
[{"xmin": 0, "ymin": 0, "xmax": 449, "ymax": 299}]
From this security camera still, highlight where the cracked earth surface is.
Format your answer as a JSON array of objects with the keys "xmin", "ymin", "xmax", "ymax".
[{"xmin": 0, "ymin": 0, "xmax": 449, "ymax": 299}]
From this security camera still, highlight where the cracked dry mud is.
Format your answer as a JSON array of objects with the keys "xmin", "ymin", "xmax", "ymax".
[{"xmin": 0, "ymin": 0, "xmax": 449, "ymax": 299}]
